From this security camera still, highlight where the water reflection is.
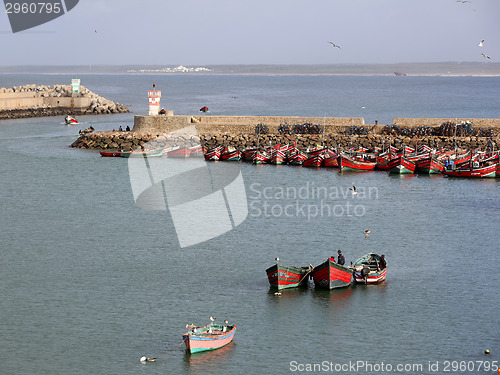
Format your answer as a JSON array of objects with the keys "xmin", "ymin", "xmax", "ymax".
[{"xmin": 183, "ymin": 341, "xmax": 236, "ymax": 372}]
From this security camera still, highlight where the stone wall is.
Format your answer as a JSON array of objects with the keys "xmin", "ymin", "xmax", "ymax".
[
  {"xmin": 132, "ymin": 115, "xmax": 365, "ymax": 135},
  {"xmin": 393, "ymin": 118, "xmax": 500, "ymax": 128},
  {"xmin": 0, "ymin": 84, "xmax": 129, "ymax": 119}
]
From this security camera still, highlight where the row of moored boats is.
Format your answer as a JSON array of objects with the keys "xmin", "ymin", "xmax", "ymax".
[{"xmin": 101, "ymin": 143, "xmax": 500, "ymax": 178}]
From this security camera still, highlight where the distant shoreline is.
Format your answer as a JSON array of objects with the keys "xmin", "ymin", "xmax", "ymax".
[{"xmin": 1, "ymin": 62, "xmax": 500, "ymax": 76}]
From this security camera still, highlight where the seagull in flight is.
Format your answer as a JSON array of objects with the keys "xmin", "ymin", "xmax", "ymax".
[
  {"xmin": 482, "ymin": 53, "xmax": 491, "ymax": 59},
  {"xmin": 456, "ymin": 0, "xmax": 470, "ymax": 3},
  {"xmin": 364, "ymin": 230, "xmax": 371, "ymax": 238},
  {"xmin": 329, "ymin": 42, "xmax": 341, "ymax": 49},
  {"xmin": 478, "ymin": 40, "xmax": 484, "ymax": 47}
]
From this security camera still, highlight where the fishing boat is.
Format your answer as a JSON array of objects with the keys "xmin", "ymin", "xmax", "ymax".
[
  {"xmin": 322, "ymin": 153, "xmax": 339, "ymax": 168},
  {"xmin": 270, "ymin": 149, "xmax": 286, "ymax": 165},
  {"xmin": 338, "ymin": 154, "xmax": 376, "ymax": 172},
  {"xmin": 220, "ymin": 148, "xmax": 242, "ymax": 161},
  {"xmin": 287, "ymin": 150, "xmax": 307, "ymax": 166},
  {"xmin": 266, "ymin": 261, "xmax": 312, "ymax": 290},
  {"xmin": 416, "ymin": 154, "xmax": 445, "ymax": 174},
  {"xmin": 352, "ymin": 253, "xmax": 387, "ymax": 284},
  {"xmin": 204, "ymin": 146, "xmax": 223, "ymax": 161},
  {"xmin": 183, "ymin": 322, "xmax": 236, "ymax": 354},
  {"xmin": 65, "ymin": 115, "xmax": 78, "ymax": 125},
  {"xmin": 443, "ymin": 162, "xmax": 496, "ymax": 178},
  {"xmin": 167, "ymin": 146, "xmax": 191, "ymax": 158},
  {"xmin": 310, "ymin": 258, "xmax": 353, "ymax": 289},
  {"xmin": 120, "ymin": 149, "xmax": 163, "ymax": 158},
  {"xmin": 99, "ymin": 150, "xmax": 122, "ymax": 157},
  {"xmin": 387, "ymin": 156, "xmax": 416, "ymax": 174},
  {"xmin": 189, "ymin": 144, "xmax": 204, "ymax": 157},
  {"xmin": 302, "ymin": 153, "xmax": 323, "ymax": 168},
  {"xmin": 252, "ymin": 149, "xmax": 270, "ymax": 164}
]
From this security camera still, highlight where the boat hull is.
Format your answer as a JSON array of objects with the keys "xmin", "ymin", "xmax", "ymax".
[
  {"xmin": 183, "ymin": 324, "xmax": 236, "ymax": 354},
  {"xmin": 388, "ymin": 156, "xmax": 416, "ymax": 174},
  {"xmin": 266, "ymin": 264, "xmax": 310, "ymax": 290},
  {"xmin": 311, "ymin": 259, "xmax": 353, "ymax": 289},
  {"xmin": 443, "ymin": 164, "xmax": 496, "ymax": 178},
  {"xmin": 338, "ymin": 155, "xmax": 376, "ymax": 172}
]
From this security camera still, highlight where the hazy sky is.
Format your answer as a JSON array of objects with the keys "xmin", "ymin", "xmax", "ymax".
[{"xmin": 1, "ymin": 0, "xmax": 499, "ymax": 65}]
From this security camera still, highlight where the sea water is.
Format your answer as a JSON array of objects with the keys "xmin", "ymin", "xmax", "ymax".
[{"xmin": 0, "ymin": 73, "xmax": 499, "ymax": 375}]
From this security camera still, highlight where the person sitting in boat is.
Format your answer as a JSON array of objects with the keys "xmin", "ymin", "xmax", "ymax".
[
  {"xmin": 337, "ymin": 250, "xmax": 345, "ymax": 266},
  {"xmin": 378, "ymin": 254, "xmax": 386, "ymax": 270}
]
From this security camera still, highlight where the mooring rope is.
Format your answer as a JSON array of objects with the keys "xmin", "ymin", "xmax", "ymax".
[{"xmin": 142, "ymin": 340, "xmax": 185, "ymax": 362}]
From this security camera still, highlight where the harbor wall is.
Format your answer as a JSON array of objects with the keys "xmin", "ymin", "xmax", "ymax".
[
  {"xmin": 393, "ymin": 118, "xmax": 500, "ymax": 128},
  {"xmin": 0, "ymin": 84, "xmax": 129, "ymax": 119},
  {"xmin": 132, "ymin": 115, "xmax": 366, "ymax": 134}
]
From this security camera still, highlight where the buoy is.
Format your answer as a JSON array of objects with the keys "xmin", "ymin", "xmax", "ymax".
[{"xmin": 484, "ymin": 349, "xmax": 490, "ymax": 355}]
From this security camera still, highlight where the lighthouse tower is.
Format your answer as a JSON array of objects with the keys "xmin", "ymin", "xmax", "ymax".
[{"xmin": 148, "ymin": 88, "xmax": 161, "ymax": 116}]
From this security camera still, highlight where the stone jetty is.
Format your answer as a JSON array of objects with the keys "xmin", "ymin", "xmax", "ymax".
[
  {"xmin": 0, "ymin": 84, "xmax": 129, "ymax": 120},
  {"xmin": 69, "ymin": 114, "xmax": 499, "ymax": 151}
]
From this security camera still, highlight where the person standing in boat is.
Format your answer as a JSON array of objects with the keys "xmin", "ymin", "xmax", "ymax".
[
  {"xmin": 337, "ymin": 250, "xmax": 345, "ymax": 266},
  {"xmin": 378, "ymin": 254, "xmax": 386, "ymax": 270}
]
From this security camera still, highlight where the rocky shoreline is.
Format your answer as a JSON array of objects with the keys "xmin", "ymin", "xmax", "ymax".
[
  {"xmin": 70, "ymin": 130, "xmax": 498, "ymax": 152},
  {"xmin": 0, "ymin": 84, "xmax": 129, "ymax": 120}
]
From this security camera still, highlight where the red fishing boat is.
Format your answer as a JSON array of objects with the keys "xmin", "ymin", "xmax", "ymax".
[
  {"xmin": 189, "ymin": 144, "xmax": 204, "ymax": 157},
  {"xmin": 288, "ymin": 150, "xmax": 307, "ymax": 165},
  {"xmin": 65, "ymin": 115, "xmax": 78, "ymax": 125},
  {"xmin": 183, "ymin": 321, "xmax": 236, "ymax": 354},
  {"xmin": 167, "ymin": 146, "xmax": 191, "ymax": 158},
  {"xmin": 416, "ymin": 154, "xmax": 445, "ymax": 174},
  {"xmin": 252, "ymin": 149, "xmax": 270, "ymax": 164},
  {"xmin": 204, "ymin": 146, "xmax": 223, "ymax": 161},
  {"xmin": 99, "ymin": 150, "xmax": 122, "ymax": 157},
  {"xmin": 443, "ymin": 163, "xmax": 496, "ymax": 178},
  {"xmin": 338, "ymin": 154, "xmax": 376, "ymax": 172},
  {"xmin": 270, "ymin": 149, "xmax": 286, "ymax": 165},
  {"xmin": 388, "ymin": 156, "xmax": 416, "ymax": 174},
  {"xmin": 266, "ymin": 260, "xmax": 312, "ymax": 290},
  {"xmin": 220, "ymin": 148, "xmax": 242, "ymax": 161},
  {"xmin": 310, "ymin": 258, "xmax": 353, "ymax": 289}
]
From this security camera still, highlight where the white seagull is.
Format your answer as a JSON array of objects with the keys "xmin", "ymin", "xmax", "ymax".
[
  {"xmin": 210, "ymin": 316, "xmax": 216, "ymax": 322},
  {"xmin": 349, "ymin": 185, "xmax": 357, "ymax": 195},
  {"xmin": 478, "ymin": 40, "xmax": 484, "ymax": 47},
  {"xmin": 274, "ymin": 292, "xmax": 282, "ymax": 296},
  {"xmin": 329, "ymin": 42, "xmax": 341, "ymax": 49},
  {"xmin": 275, "ymin": 257, "xmax": 279, "ymax": 263},
  {"xmin": 364, "ymin": 230, "xmax": 371, "ymax": 238},
  {"xmin": 482, "ymin": 53, "xmax": 491, "ymax": 59}
]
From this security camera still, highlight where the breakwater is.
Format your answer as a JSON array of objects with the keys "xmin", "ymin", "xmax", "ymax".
[
  {"xmin": 70, "ymin": 131, "xmax": 498, "ymax": 152},
  {"xmin": 0, "ymin": 84, "xmax": 129, "ymax": 120},
  {"xmin": 69, "ymin": 114, "xmax": 499, "ymax": 151}
]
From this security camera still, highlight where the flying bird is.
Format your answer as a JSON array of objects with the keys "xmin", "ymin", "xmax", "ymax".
[
  {"xmin": 349, "ymin": 185, "xmax": 357, "ymax": 195},
  {"xmin": 478, "ymin": 40, "xmax": 484, "ymax": 47},
  {"xmin": 482, "ymin": 53, "xmax": 491, "ymax": 59},
  {"xmin": 329, "ymin": 42, "xmax": 341, "ymax": 49},
  {"xmin": 364, "ymin": 230, "xmax": 371, "ymax": 238},
  {"xmin": 456, "ymin": 0, "xmax": 470, "ymax": 3}
]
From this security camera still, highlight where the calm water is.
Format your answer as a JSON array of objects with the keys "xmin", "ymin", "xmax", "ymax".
[{"xmin": 0, "ymin": 74, "xmax": 499, "ymax": 375}]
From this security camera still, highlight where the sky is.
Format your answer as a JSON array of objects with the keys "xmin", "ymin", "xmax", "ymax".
[{"xmin": 1, "ymin": 0, "xmax": 499, "ymax": 66}]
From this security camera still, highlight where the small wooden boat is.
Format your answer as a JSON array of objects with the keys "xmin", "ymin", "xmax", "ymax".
[
  {"xmin": 183, "ymin": 322, "xmax": 236, "ymax": 354},
  {"xmin": 352, "ymin": 253, "xmax": 387, "ymax": 284},
  {"xmin": 310, "ymin": 258, "xmax": 353, "ymax": 289},
  {"xmin": 99, "ymin": 150, "xmax": 122, "ymax": 157},
  {"xmin": 270, "ymin": 149, "xmax": 286, "ymax": 165},
  {"xmin": 266, "ymin": 262, "xmax": 312, "ymax": 290},
  {"xmin": 443, "ymin": 162, "xmax": 496, "ymax": 178},
  {"xmin": 338, "ymin": 154, "xmax": 376, "ymax": 172},
  {"xmin": 220, "ymin": 148, "xmax": 242, "ymax": 161},
  {"xmin": 388, "ymin": 156, "xmax": 416, "ymax": 174},
  {"xmin": 189, "ymin": 144, "xmax": 204, "ymax": 157},
  {"xmin": 252, "ymin": 149, "xmax": 270, "ymax": 164},
  {"xmin": 120, "ymin": 149, "xmax": 163, "ymax": 158},
  {"xmin": 322, "ymin": 154, "xmax": 339, "ymax": 168},
  {"xmin": 302, "ymin": 154, "xmax": 323, "ymax": 168},
  {"xmin": 65, "ymin": 115, "xmax": 78, "ymax": 125},
  {"xmin": 416, "ymin": 154, "xmax": 445, "ymax": 174},
  {"xmin": 288, "ymin": 150, "xmax": 307, "ymax": 165},
  {"xmin": 167, "ymin": 146, "xmax": 191, "ymax": 158},
  {"xmin": 204, "ymin": 146, "xmax": 223, "ymax": 161}
]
